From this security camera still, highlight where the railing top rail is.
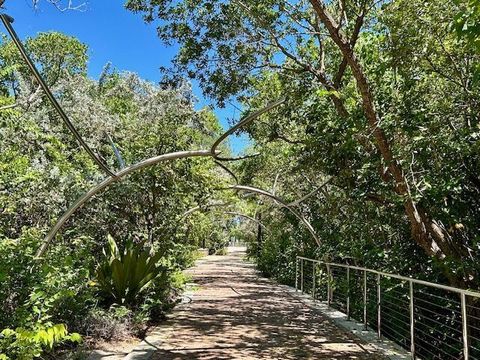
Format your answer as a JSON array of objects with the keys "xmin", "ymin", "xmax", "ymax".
[{"xmin": 296, "ymin": 256, "xmax": 480, "ymax": 298}]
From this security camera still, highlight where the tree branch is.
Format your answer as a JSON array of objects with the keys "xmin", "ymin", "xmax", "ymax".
[
  {"xmin": 0, "ymin": 103, "xmax": 17, "ymax": 111},
  {"xmin": 333, "ymin": 10, "xmax": 365, "ymax": 88}
]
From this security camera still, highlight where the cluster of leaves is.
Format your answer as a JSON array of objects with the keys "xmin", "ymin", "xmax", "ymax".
[
  {"xmin": 96, "ymin": 235, "xmax": 165, "ymax": 306},
  {"xmin": 0, "ymin": 324, "xmax": 81, "ymax": 360}
]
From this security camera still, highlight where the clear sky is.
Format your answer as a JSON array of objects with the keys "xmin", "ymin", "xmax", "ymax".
[{"xmin": 3, "ymin": 0, "xmax": 249, "ymax": 154}]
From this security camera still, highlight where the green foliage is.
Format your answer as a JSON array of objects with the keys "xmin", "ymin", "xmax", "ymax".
[
  {"xmin": 125, "ymin": 0, "xmax": 480, "ymax": 277},
  {"xmin": 0, "ymin": 324, "xmax": 81, "ymax": 360},
  {"xmin": 6, "ymin": 0, "xmax": 480, "ymax": 357},
  {"xmin": 214, "ymin": 247, "xmax": 228, "ymax": 255},
  {"xmin": 453, "ymin": 0, "xmax": 480, "ymax": 51},
  {"xmin": 0, "ymin": 31, "xmax": 88, "ymax": 93},
  {"xmin": 452, "ymin": 0, "xmax": 480, "ymax": 80},
  {"xmin": 95, "ymin": 235, "xmax": 165, "ymax": 305},
  {"xmin": 0, "ymin": 29, "xmax": 230, "ymax": 358}
]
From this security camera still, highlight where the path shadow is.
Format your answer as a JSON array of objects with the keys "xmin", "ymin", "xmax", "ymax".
[{"xmin": 150, "ymin": 251, "xmax": 384, "ymax": 360}]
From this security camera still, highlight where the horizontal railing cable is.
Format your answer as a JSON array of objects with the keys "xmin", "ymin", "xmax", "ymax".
[{"xmin": 296, "ymin": 256, "xmax": 480, "ymax": 359}]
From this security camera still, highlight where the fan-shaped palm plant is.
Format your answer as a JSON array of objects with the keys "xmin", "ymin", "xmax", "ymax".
[{"xmin": 96, "ymin": 235, "xmax": 164, "ymax": 305}]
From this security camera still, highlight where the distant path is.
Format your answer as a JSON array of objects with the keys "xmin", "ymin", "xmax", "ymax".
[{"xmin": 151, "ymin": 247, "xmax": 385, "ymax": 359}]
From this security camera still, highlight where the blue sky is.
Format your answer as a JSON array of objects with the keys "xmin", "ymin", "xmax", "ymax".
[{"xmin": 3, "ymin": 0, "xmax": 249, "ymax": 154}]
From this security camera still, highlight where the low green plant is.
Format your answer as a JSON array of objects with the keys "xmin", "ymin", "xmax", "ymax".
[
  {"xmin": 95, "ymin": 235, "xmax": 164, "ymax": 306},
  {"xmin": 0, "ymin": 324, "xmax": 81, "ymax": 360}
]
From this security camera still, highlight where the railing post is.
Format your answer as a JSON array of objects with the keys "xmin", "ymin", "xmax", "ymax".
[
  {"xmin": 312, "ymin": 262, "xmax": 316, "ymax": 301},
  {"xmin": 377, "ymin": 273, "xmax": 381, "ymax": 339},
  {"xmin": 461, "ymin": 292, "xmax": 469, "ymax": 360},
  {"xmin": 300, "ymin": 258, "xmax": 304, "ymax": 293},
  {"xmin": 327, "ymin": 264, "xmax": 331, "ymax": 306},
  {"xmin": 347, "ymin": 266, "xmax": 350, "ymax": 320},
  {"xmin": 295, "ymin": 257, "xmax": 299, "ymax": 292},
  {"xmin": 363, "ymin": 270, "xmax": 367, "ymax": 330},
  {"xmin": 409, "ymin": 280, "xmax": 415, "ymax": 359}
]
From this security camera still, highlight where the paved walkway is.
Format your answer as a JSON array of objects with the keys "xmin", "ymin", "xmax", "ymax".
[{"xmin": 149, "ymin": 247, "xmax": 385, "ymax": 359}]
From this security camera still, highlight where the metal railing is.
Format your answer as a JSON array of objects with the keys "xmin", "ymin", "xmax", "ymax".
[{"xmin": 295, "ymin": 256, "xmax": 480, "ymax": 360}]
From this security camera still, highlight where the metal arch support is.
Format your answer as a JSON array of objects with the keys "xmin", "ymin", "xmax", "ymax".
[
  {"xmin": 210, "ymin": 98, "xmax": 285, "ymax": 161},
  {"xmin": 287, "ymin": 177, "xmax": 333, "ymax": 207},
  {"xmin": 179, "ymin": 202, "xmax": 266, "ymax": 230},
  {"xmin": 179, "ymin": 201, "xmax": 231, "ymax": 220},
  {"xmin": 214, "ymin": 153, "xmax": 261, "ymax": 162},
  {"xmin": 37, "ymin": 150, "xmax": 215, "ymax": 257},
  {"xmin": 227, "ymin": 185, "xmax": 320, "ymax": 246},
  {"xmin": 213, "ymin": 160, "xmax": 238, "ymax": 184},
  {"xmin": 223, "ymin": 211, "xmax": 267, "ymax": 230},
  {"xmin": 179, "ymin": 202, "xmax": 267, "ymax": 229}
]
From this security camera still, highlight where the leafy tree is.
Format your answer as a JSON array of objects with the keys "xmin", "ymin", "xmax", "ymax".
[{"xmin": 0, "ymin": 32, "xmax": 88, "ymax": 96}]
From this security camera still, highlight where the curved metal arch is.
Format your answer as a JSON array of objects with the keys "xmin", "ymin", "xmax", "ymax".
[
  {"xmin": 213, "ymin": 160, "xmax": 238, "ymax": 184},
  {"xmin": 210, "ymin": 98, "xmax": 285, "ymax": 161},
  {"xmin": 226, "ymin": 185, "xmax": 320, "ymax": 246},
  {"xmin": 180, "ymin": 203, "xmax": 267, "ymax": 230},
  {"xmin": 214, "ymin": 153, "xmax": 260, "ymax": 162},
  {"xmin": 37, "ymin": 100, "xmax": 286, "ymax": 257},
  {"xmin": 37, "ymin": 96, "xmax": 289, "ymax": 257},
  {"xmin": 179, "ymin": 183, "xmax": 321, "ymax": 246},
  {"xmin": 223, "ymin": 211, "xmax": 267, "ymax": 230},
  {"xmin": 287, "ymin": 177, "xmax": 333, "ymax": 207},
  {"xmin": 37, "ymin": 150, "xmax": 215, "ymax": 257}
]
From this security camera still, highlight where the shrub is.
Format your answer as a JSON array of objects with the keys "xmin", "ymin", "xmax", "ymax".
[
  {"xmin": 0, "ymin": 324, "xmax": 81, "ymax": 360},
  {"xmin": 78, "ymin": 306, "xmax": 142, "ymax": 341},
  {"xmin": 214, "ymin": 247, "xmax": 228, "ymax": 255},
  {"xmin": 95, "ymin": 235, "xmax": 165, "ymax": 306}
]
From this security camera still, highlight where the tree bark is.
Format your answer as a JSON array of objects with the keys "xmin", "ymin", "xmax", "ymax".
[
  {"xmin": 308, "ymin": 0, "xmax": 462, "ymax": 278},
  {"xmin": 256, "ymin": 212, "xmax": 263, "ymax": 256}
]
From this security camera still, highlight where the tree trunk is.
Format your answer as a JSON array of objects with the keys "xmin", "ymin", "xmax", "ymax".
[
  {"xmin": 256, "ymin": 212, "xmax": 263, "ymax": 256},
  {"xmin": 308, "ymin": 0, "xmax": 465, "ymax": 285}
]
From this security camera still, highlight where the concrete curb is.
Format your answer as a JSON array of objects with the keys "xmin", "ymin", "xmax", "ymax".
[{"xmin": 123, "ymin": 287, "xmax": 197, "ymax": 360}]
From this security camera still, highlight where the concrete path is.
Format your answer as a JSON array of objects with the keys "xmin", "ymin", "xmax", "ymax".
[{"xmin": 147, "ymin": 247, "xmax": 385, "ymax": 359}]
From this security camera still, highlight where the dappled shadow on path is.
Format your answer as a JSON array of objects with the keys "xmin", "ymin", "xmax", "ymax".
[{"xmin": 151, "ymin": 247, "xmax": 384, "ymax": 360}]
